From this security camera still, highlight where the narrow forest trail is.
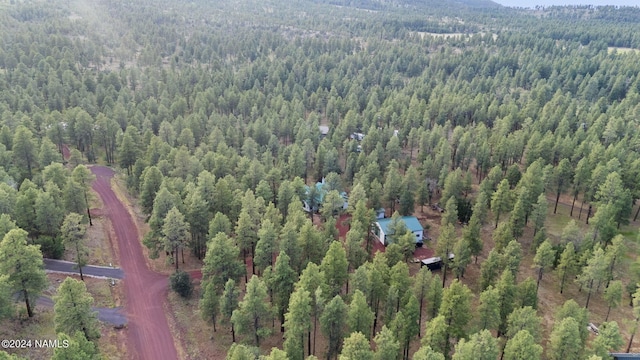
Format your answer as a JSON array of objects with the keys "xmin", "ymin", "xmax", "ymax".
[{"xmin": 91, "ymin": 166, "xmax": 178, "ymax": 360}]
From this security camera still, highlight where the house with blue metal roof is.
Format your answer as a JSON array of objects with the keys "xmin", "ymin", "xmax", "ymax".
[
  {"xmin": 302, "ymin": 179, "xmax": 348, "ymax": 213},
  {"xmin": 373, "ymin": 216, "xmax": 424, "ymax": 246}
]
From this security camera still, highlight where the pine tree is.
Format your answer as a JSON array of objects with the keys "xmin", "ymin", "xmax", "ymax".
[
  {"xmin": 412, "ymin": 346, "xmax": 445, "ymax": 360},
  {"xmin": 452, "ymin": 330, "xmax": 498, "ymax": 360},
  {"xmin": 438, "ymin": 279, "xmax": 472, "ymax": 346},
  {"xmin": 557, "ymin": 242, "xmax": 577, "ymax": 294},
  {"xmin": 321, "ymin": 295, "xmax": 348, "ymax": 360},
  {"xmin": 231, "ymin": 276, "xmax": 272, "ymax": 347},
  {"xmin": 0, "ymin": 229, "xmax": 47, "ymax": 317},
  {"xmin": 373, "ymin": 326, "xmax": 399, "ymax": 360},
  {"xmin": 435, "ymin": 223, "xmax": 456, "ymax": 287},
  {"xmin": 54, "ymin": 277, "xmax": 100, "ymax": 341},
  {"xmin": 202, "ymin": 233, "xmax": 245, "ymax": 293},
  {"xmin": 496, "ymin": 270, "xmax": 516, "ymax": 337},
  {"xmin": 71, "ymin": 165, "xmax": 96, "ymax": 226},
  {"xmin": 533, "ymin": 239, "xmax": 555, "ymax": 292},
  {"xmin": 339, "ymin": 332, "xmax": 373, "ymax": 360},
  {"xmin": 412, "ymin": 267, "xmax": 432, "ymax": 337},
  {"xmin": 0, "ymin": 275, "xmax": 14, "ymax": 321},
  {"xmin": 477, "ymin": 286, "xmax": 500, "ymax": 331},
  {"xmin": 503, "ymin": 330, "xmax": 542, "ymax": 360},
  {"xmin": 604, "ymin": 280, "xmax": 623, "ymax": 321},
  {"xmin": 577, "ymin": 247, "xmax": 609, "ymax": 309},
  {"xmin": 547, "ymin": 317, "xmax": 582, "ymax": 360},
  {"xmin": 296, "ymin": 263, "xmax": 325, "ymax": 356},
  {"xmin": 321, "ymin": 241, "xmax": 348, "ymax": 297},
  {"xmin": 284, "ymin": 288, "xmax": 311, "ymax": 360},
  {"xmin": 509, "ymin": 186, "xmax": 528, "ymax": 239},
  {"xmin": 255, "ymin": 219, "xmax": 278, "ymax": 275},
  {"xmin": 591, "ymin": 321, "xmax": 624, "ymax": 358},
  {"xmin": 52, "ymin": 331, "xmax": 100, "ymax": 360},
  {"xmin": 162, "ymin": 207, "xmax": 189, "ymax": 270},
  {"xmin": 61, "ymin": 213, "xmax": 88, "ymax": 280},
  {"xmin": 491, "ymin": 179, "xmax": 513, "ymax": 229},
  {"xmin": 531, "ymin": 193, "xmax": 548, "ymax": 238},
  {"xmin": 347, "ymin": 290, "xmax": 374, "ymax": 340},
  {"xmin": 506, "ymin": 306, "xmax": 542, "ymax": 342},
  {"xmin": 220, "ymin": 279, "xmax": 240, "ymax": 342},
  {"xmin": 422, "ymin": 315, "xmax": 449, "ymax": 356},
  {"xmin": 271, "ymin": 252, "xmax": 298, "ymax": 332},
  {"xmin": 200, "ymin": 279, "xmax": 220, "ymax": 332},
  {"xmin": 480, "ymin": 249, "xmax": 501, "ymax": 290}
]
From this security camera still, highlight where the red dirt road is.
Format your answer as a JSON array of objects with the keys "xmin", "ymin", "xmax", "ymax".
[{"xmin": 91, "ymin": 166, "xmax": 178, "ymax": 360}]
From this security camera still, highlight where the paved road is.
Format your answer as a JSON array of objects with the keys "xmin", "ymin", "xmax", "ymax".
[
  {"xmin": 43, "ymin": 259, "xmax": 124, "ymax": 279},
  {"xmin": 91, "ymin": 166, "xmax": 177, "ymax": 360},
  {"xmin": 36, "ymin": 296, "xmax": 126, "ymax": 327}
]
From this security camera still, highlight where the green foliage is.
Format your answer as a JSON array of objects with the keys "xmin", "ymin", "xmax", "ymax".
[
  {"xmin": 54, "ymin": 278, "xmax": 100, "ymax": 341},
  {"xmin": 232, "ymin": 276, "xmax": 272, "ymax": 347},
  {"xmin": 321, "ymin": 295, "xmax": 348, "ymax": 360},
  {"xmin": 0, "ymin": 229, "xmax": 47, "ymax": 317},
  {"xmin": 452, "ymin": 330, "xmax": 498, "ymax": 360},
  {"xmin": 170, "ymin": 270, "xmax": 193, "ymax": 298},
  {"xmin": 52, "ymin": 331, "xmax": 100, "ymax": 360},
  {"xmin": 503, "ymin": 330, "xmax": 542, "ymax": 360},
  {"xmin": 321, "ymin": 241, "xmax": 348, "ymax": 297}
]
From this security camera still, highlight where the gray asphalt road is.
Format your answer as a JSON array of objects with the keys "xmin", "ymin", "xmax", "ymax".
[
  {"xmin": 43, "ymin": 259, "xmax": 124, "ymax": 279},
  {"xmin": 36, "ymin": 296, "xmax": 127, "ymax": 327},
  {"xmin": 41, "ymin": 259, "xmax": 127, "ymax": 326}
]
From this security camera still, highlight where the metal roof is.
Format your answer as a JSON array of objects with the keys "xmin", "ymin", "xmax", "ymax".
[{"xmin": 376, "ymin": 216, "xmax": 423, "ymax": 235}]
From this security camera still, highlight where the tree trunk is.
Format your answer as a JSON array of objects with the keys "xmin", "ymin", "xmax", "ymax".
[
  {"xmin": 79, "ymin": 265, "xmax": 84, "ymax": 281},
  {"xmin": 585, "ymin": 280, "xmax": 593, "ymax": 308},
  {"xmin": 578, "ymin": 201, "xmax": 584, "ymax": 220},
  {"xmin": 175, "ymin": 248, "xmax": 179, "ymax": 270},
  {"xmin": 313, "ymin": 314, "xmax": 318, "ymax": 355},
  {"xmin": 308, "ymin": 330, "xmax": 312, "ymax": 357},
  {"xmin": 606, "ymin": 305, "xmax": 612, "ymax": 322},
  {"xmin": 554, "ymin": 190, "xmax": 561, "ymax": 214},
  {"xmin": 231, "ymin": 323, "xmax": 235, "ymax": 343},
  {"xmin": 24, "ymin": 289, "xmax": 33, "ymax": 317},
  {"xmin": 418, "ymin": 297, "xmax": 424, "ymax": 337},
  {"xmin": 442, "ymin": 264, "xmax": 448, "ymax": 287},
  {"xmin": 536, "ymin": 268, "xmax": 543, "ymax": 293},
  {"xmin": 570, "ymin": 193, "xmax": 577, "ymax": 217},
  {"xmin": 560, "ymin": 269, "xmax": 567, "ymax": 294},
  {"xmin": 84, "ymin": 190, "xmax": 92, "ymax": 226},
  {"xmin": 634, "ymin": 204, "xmax": 640, "ymax": 222},
  {"xmin": 627, "ymin": 324, "xmax": 637, "ymax": 353}
]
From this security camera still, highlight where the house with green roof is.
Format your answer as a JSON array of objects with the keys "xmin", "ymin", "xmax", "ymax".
[
  {"xmin": 373, "ymin": 216, "xmax": 424, "ymax": 246},
  {"xmin": 302, "ymin": 179, "xmax": 348, "ymax": 213}
]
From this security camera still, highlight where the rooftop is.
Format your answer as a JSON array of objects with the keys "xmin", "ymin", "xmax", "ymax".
[{"xmin": 376, "ymin": 216, "xmax": 423, "ymax": 235}]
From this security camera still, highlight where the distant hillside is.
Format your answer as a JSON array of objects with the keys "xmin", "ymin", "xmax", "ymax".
[{"xmin": 308, "ymin": 0, "xmax": 501, "ymax": 11}]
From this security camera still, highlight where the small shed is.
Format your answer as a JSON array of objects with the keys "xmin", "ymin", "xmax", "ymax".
[
  {"xmin": 373, "ymin": 216, "xmax": 424, "ymax": 246},
  {"xmin": 375, "ymin": 208, "xmax": 386, "ymax": 219},
  {"xmin": 421, "ymin": 253, "xmax": 455, "ymax": 271}
]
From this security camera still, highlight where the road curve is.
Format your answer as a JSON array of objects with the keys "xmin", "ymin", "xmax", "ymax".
[{"xmin": 91, "ymin": 166, "xmax": 177, "ymax": 360}]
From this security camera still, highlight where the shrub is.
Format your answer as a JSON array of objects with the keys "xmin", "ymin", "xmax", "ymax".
[{"xmin": 169, "ymin": 270, "xmax": 193, "ymax": 298}]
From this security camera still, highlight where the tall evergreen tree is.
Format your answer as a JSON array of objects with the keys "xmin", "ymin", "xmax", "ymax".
[
  {"xmin": 231, "ymin": 276, "xmax": 272, "ymax": 347},
  {"xmin": 0, "ymin": 229, "xmax": 47, "ymax": 317},
  {"xmin": 61, "ymin": 213, "xmax": 88, "ymax": 280},
  {"xmin": 54, "ymin": 277, "xmax": 100, "ymax": 341}
]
